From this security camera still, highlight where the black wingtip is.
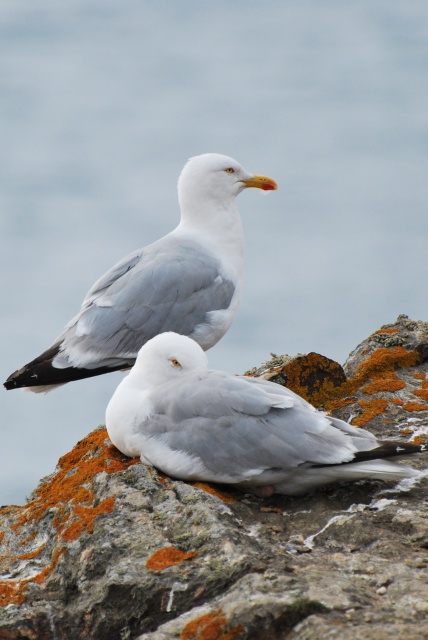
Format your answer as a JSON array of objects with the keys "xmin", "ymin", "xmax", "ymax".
[
  {"xmin": 353, "ymin": 439, "xmax": 425, "ymax": 462},
  {"xmin": 4, "ymin": 344, "xmax": 63, "ymax": 391},
  {"xmin": 4, "ymin": 365, "xmax": 36, "ymax": 390},
  {"xmin": 4, "ymin": 378, "xmax": 18, "ymax": 391},
  {"xmin": 4, "ymin": 342, "xmax": 132, "ymax": 390},
  {"xmin": 312, "ymin": 438, "xmax": 425, "ymax": 470}
]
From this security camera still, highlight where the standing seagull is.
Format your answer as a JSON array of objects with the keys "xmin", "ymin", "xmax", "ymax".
[
  {"xmin": 5, "ymin": 153, "xmax": 277, "ymax": 392},
  {"xmin": 106, "ymin": 332, "xmax": 424, "ymax": 496}
]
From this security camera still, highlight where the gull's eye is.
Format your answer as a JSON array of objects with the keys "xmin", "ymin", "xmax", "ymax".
[
  {"xmin": 170, "ymin": 358, "xmax": 182, "ymax": 368},
  {"xmin": 224, "ymin": 167, "xmax": 235, "ymax": 174}
]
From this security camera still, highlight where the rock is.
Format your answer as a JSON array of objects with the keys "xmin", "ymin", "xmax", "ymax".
[{"xmin": 1, "ymin": 315, "xmax": 428, "ymax": 639}]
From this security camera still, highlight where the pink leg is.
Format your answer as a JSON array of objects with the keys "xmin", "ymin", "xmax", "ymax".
[{"xmin": 248, "ymin": 485, "xmax": 275, "ymax": 498}]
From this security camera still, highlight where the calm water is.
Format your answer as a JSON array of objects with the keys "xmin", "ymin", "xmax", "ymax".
[{"xmin": 1, "ymin": 0, "xmax": 428, "ymax": 504}]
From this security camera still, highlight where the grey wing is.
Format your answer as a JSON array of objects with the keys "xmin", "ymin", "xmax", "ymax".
[
  {"xmin": 143, "ymin": 373, "xmax": 372, "ymax": 483},
  {"xmin": 82, "ymin": 248, "xmax": 144, "ymax": 305},
  {"xmin": 56, "ymin": 236, "xmax": 235, "ymax": 368}
]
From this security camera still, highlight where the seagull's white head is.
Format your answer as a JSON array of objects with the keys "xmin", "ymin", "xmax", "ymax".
[
  {"xmin": 131, "ymin": 332, "xmax": 209, "ymax": 388},
  {"xmin": 177, "ymin": 153, "xmax": 277, "ymax": 221}
]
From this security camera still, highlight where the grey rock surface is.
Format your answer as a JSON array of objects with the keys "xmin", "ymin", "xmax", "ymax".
[{"xmin": 1, "ymin": 315, "xmax": 427, "ymax": 639}]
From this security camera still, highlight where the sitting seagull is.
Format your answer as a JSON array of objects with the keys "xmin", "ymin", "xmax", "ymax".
[
  {"xmin": 5, "ymin": 153, "xmax": 277, "ymax": 392},
  {"xmin": 106, "ymin": 332, "xmax": 424, "ymax": 496}
]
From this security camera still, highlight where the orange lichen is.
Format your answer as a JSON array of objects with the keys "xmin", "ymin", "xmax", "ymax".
[
  {"xmin": 18, "ymin": 529, "xmax": 38, "ymax": 547},
  {"xmin": 374, "ymin": 328, "xmax": 399, "ymax": 334},
  {"xmin": 391, "ymin": 398, "xmax": 404, "ymax": 406},
  {"xmin": 9, "ymin": 429, "xmax": 139, "ymax": 539},
  {"xmin": 323, "ymin": 398, "xmax": 354, "ymax": 411},
  {"xmin": 400, "ymin": 428, "xmax": 414, "ymax": 435},
  {"xmin": 0, "ymin": 429, "xmax": 140, "ymax": 607},
  {"xmin": 249, "ymin": 345, "xmax": 422, "ymax": 430},
  {"xmin": 180, "ymin": 611, "xmax": 244, "ymax": 640},
  {"xmin": 17, "ymin": 544, "xmax": 46, "ymax": 561},
  {"xmin": 352, "ymin": 399, "xmax": 389, "ymax": 427},
  {"xmin": 280, "ymin": 353, "xmax": 347, "ymax": 407},
  {"xmin": 32, "ymin": 548, "xmax": 65, "ymax": 585},
  {"xmin": 61, "ymin": 497, "xmax": 116, "ymax": 542},
  {"xmin": 192, "ymin": 482, "xmax": 235, "ymax": 504},
  {"xmin": 320, "ymin": 347, "xmax": 419, "ymax": 419},
  {"xmin": 0, "ymin": 581, "xmax": 26, "ymax": 606},
  {"xmin": 410, "ymin": 435, "xmax": 428, "ymax": 445},
  {"xmin": 403, "ymin": 402, "xmax": 428, "ymax": 412},
  {"xmin": 146, "ymin": 546, "xmax": 198, "ymax": 571},
  {"xmin": 414, "ymin": 373, "xmax": 426, "ymax": 380},
  {"xmin": 285, "ymin": 347, "xmax": 419, "ymax": 418},
  {"xmin": 414, "ymin": 389, "xmax": 428, "ymax": 401},
  {"xmin": 0, "ymin": 547, "xmax": 65, "ymax": 606},
  {"xmin": 362, "ymin": 373, "xmax": 405, "ymax": 395},
  {"xmin": 0, "ymin": 532, "xmax": 4, "ymax": 544},
  {"xmin": 246, "ymin": 345, "xmax": 423, "ymax": 429},
  {"xmin": 156, "ymin": 471, "xmax": 174, "ymax": 488},
  {"xmin": 352, "ymin": 347, "xmax": 418, "ymax": 384},
  {"xmin": 413, "ymin": 379, "xmax": 428, "ymax": 401}
]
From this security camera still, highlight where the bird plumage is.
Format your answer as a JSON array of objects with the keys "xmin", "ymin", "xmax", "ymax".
[
  {"xmin": 106, "ymin": 332, "xmax": 424, "ymax": 496},
  {"xmin": 5, "ymin": 154, "xmax": 277, "ymax": 392}
]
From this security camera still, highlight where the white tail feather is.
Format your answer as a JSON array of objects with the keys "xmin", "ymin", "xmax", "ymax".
[
  {"xmin": 24, "ymin": 383, "xmax": 65, "ymax": 394},
  {"xmin": 274, "ymin": 460, "xmax": 420, "ymax": 495}
]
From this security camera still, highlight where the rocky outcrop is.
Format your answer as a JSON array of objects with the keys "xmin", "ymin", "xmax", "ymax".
[{"xmin": 1, "ymin": 315, "xmax": 427, "ymax": 640}]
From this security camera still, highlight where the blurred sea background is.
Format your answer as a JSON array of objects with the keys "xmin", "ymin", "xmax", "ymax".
[{"xmin": 1, "ymin": 0, "xmax": 428, "ymax": 504}]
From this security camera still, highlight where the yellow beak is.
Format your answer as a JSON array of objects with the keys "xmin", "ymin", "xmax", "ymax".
[{"xmin": 241, "ymin": 174, "xmax": 278, "ymax": 191}]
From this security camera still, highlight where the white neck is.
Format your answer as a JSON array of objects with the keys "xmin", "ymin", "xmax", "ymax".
[{"xmin": 175, "ymin": 198, "xmax": 244, "ymax": 280}]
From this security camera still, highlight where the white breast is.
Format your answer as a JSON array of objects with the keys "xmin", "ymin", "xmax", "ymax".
[{"xmin": 105, "ymin": 382, "xmax": 153, "ymax": 457}]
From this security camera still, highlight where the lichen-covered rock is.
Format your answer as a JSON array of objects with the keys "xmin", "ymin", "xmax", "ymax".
[
  {"xmin": 255, "ymin": 314, "xmax": 428, "ymax": 442},
  {"xmin": 1, "ymin": 316, "xmax": 427, "ymax": 640},
  {"xmin": 335, "ymin": 315, "xmax": 428, "ymax": 439}
]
